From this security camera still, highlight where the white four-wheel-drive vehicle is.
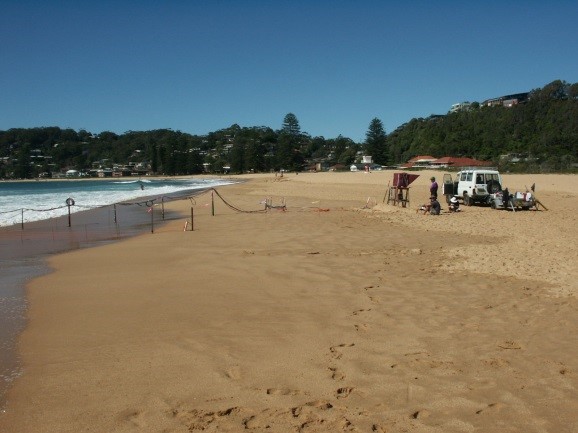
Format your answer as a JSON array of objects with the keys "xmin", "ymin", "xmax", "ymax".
[{"xmin": 442, "ymin": 168, "xmax": 503, "ymax": 206}]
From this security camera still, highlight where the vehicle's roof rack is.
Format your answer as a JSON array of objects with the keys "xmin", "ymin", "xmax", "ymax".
[{"xmin": 457, "ymin": 166, "xmax": 499, "ymax": 171}]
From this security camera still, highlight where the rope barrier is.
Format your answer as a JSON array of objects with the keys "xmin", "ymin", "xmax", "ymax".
[
  {"xmin": 0, "ymin": 208, "xmax": 26, "ymax": 215},
  {"xmin": 209, "ymin": 188, "xmax": 269, "ymax": 213},
  {"xmin": 0, "ymin": 187, "xmax": 271, "ymax": 228}
]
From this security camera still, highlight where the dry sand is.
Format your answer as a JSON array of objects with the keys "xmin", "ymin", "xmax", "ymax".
[{"xmin": 1, "ymin": 170, "xmax": 577, "ymax": 433}]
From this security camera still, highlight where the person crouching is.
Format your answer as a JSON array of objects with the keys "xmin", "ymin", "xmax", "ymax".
[{"xmin": 448, "ymin": 196, "xmax": 460, "ymax": 212}]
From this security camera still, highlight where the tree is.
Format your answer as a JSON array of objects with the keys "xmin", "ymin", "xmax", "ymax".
[
  {"xmin": 14, "ymin": 144, "xmax": 32, "ymax": 178},
  {"xmin": 568, "ymin": 82, "xmax": 578, "ymax": 100},
  {"xmin": 149, "ymin": 143, "xmax": 159, "ymax": 173},
  {"xmin": 229, "ymin": 141, "xmax": 245, "ymax": 173},
  {"xmin": 277, "ymin": 113, "xmax": 304, "ymax": 170},
  {"xmin": 338, "ymin": 147, "xmax": 357, "ymax": 165},
  {"xmin": 364, "ymin": 118, "xmax": 388, "ymax": 165},
  {"xmin": 281, "ymin": 113, "xmax": 301, "ymax": 136},
  {"xmin": 245, "ymin": 140, "xmax": 266, "ymax": 172},
  {"xmin": 187, "ymin": 148, "xmax": 204, "ymax": 174}
]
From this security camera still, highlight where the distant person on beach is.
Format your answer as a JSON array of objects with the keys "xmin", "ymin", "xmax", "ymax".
[
  {"xmin": 418, "ymin": 196, "xmax": 441, "ymax": 215},
  {"xmin": 448, "ymin": 196, "xmax": 460, "ymax": 212},
  {"xmin": 429, "ymin": 196, "xmax": 441, "ymax": 215},
  {"xmin": 140, "ymin": 183, "xmax": 144, "ymax": 190},
  {"xmin": 430, "ymin": 177, "xmax": 438, "ymax": 199}
]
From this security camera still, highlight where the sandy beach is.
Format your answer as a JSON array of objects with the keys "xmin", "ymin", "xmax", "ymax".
[{"xmin": 1, "ymin": 170, "xmax": 577, "ymax": 433}]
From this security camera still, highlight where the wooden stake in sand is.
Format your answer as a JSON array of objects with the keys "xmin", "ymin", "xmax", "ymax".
[{"xmin": 65, "ymin": 197, "xmax": 75, "ymax": 227}]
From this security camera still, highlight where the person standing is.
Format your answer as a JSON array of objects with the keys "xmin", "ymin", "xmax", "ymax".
[{"xmin": 429, "ymin": 176, "xmax": 438, "ymax": 199}]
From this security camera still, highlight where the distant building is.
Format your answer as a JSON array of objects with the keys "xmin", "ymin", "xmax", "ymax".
[
  {"xmin": 481, "ymin": 92, "xmax": 529, "ymax": 108},
  {"xmin": 403, "ymin": 156, "xmax": 492, "ymax": 169},
  {"xmin": 96, "ymin": 169, "xmax": 113, "ymax": 178},
  {"xmin": 361, "ymin": 155, "xmax": 373, "ymax": 164},
  {"xmin": 405, "ymin": 155, "xmax": 437, "ymax": 168},
  {"xmin": 430, "ymin": 156, "xmax": 493, "ymax": 168},
  {"xmin": 326, "ymin": 163, "xmax": 345, "ymax": 171},
  {"xmin": 450, "ymin": 102, "xmax": 472, "ymax": 113}
]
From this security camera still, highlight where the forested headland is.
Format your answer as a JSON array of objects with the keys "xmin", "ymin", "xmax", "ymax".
[{"xmin": 1, "ymin": 79, "xmax": 577, "ymax": 179}]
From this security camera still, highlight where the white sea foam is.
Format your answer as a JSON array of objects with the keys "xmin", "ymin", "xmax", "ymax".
[{"xmin": 0, "ymin": 177, "xmax": 236, "ymax": 227}]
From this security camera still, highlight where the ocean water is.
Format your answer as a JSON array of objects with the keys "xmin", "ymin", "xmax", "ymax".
[
  {"xmin": 0, "ymin": 177, "xmax": 236, "ymax": 227},
  {"xmin": 0, "ymin": 176, "xmax": 236, "ymax": 411}
]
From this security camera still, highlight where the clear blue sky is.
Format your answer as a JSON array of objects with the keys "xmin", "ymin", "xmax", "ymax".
[{"xmin": 1, "ymin": 1, "xmax": 577, "ymax": 142}]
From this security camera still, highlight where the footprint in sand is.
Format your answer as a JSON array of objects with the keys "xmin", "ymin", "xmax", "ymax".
[
  {"xmin": 497, "ymin": 340, "xmax": 522, "ymax": 350},
  {"xmin": 368, "ymin": 295, "xmax": 381, "ymax": 304},
  {"xmin": 329, "ymin": 366, "xmax": 346, "ymax": 381},
  {"xmin": 172, "ymin": 406, "xmax": 249, "ymax": 431},
  {"xmin": 305, "ymin": 400, "xmax": 334, "ymax": 410},
  {"xmin": 476, "ymin": 402, "xmax": 505, "ymax": 415},
  {"xmin": 330, "ymin": 343, "xmax": 355, "ymax": 360},
  {"xmin": 292, "ymin": 401, "xmax": 333, "ymax": 419},
  {"xmin": 266, "ymin": 388, "xmax": 301, "ymax": 396},
  {"xmin": 363, "ymin": 285, "xmax": 381, "ymax": 303},
  {"xmin": 225, "ymin": 365, "xmax": 242, "ymax": 380},
  {"xmin": 354, "ymin": 323, "xmax": 369, "ymax": 332},
  {"xmin": 118, "ymin": 409, "xmax": 147, "ymax": 428},
  {"xmin": 335, "ymin": 387, "xmax": 354, "ymax": 399},
  {"xmin": 412, "ymin": 409, "xmax": 431, "ymax": 419},
  {"xmin": 352, "ymin": 308, "xmax": 371, "ymax": 316}
]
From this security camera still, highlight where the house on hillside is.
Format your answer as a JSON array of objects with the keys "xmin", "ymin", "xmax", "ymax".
[
  {"xmin": 402, "ymin": 156, "xmax": 492, "ymax": 169},
  {"xmin": 481, "ymin": 92, "xmax": 529, "ymax": 108},
  {"xmin": 430, "ymin": 156, "xmax": 493, "ymax": 168},
  {"xmin": 450, "ymin": 102, "xmax": 472, "ymax": 113},
  {"xmin": 402, "ymin": 155, "xmax": 437, "ymax": 168}
]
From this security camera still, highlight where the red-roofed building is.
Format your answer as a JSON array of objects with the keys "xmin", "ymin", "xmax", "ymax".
[
  {"xmin": 403, "ymin": 155, "xmax": 437, "ymax": 168},
  {"xmin": 431, "ymin": 156, "xmax": 493, "ymax": 168},
  {"xmin": 402, "ymin": 155, "xmax": 493, "ymax": 169}
]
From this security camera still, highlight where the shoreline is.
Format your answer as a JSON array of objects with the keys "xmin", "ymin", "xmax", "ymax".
[
  {"xmin": 1, "ymin": 171, "xmax": 577, "ymax": 432},
  {"xmin": 0, "ymin": 185, "xmax": 219, "ymax": 409}
]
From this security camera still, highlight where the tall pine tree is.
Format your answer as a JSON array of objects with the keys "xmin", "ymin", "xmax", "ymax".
[
  {"xmin": 364, "ymin": 118, "xmax": 388, "ymax": 165},
  {"xmin": 277, "ymin": 113, "xmax": 304, "ymax": 170}
]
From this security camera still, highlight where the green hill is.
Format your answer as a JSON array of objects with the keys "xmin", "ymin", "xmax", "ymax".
[
  {"xmin": 1, "ymin": 80, "xmax": 577, "ymax": 178},
  {"xmin": 387, "ymin": 80, "xmax": 578, "ymax": 172}
]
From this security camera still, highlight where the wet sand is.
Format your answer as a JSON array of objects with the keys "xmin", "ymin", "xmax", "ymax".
[
  {"xmin": 0, "ymin": 171, "xmax": 577, "ymax": 432},
  {"xmin": 0, "ymin": 190, "xmax": 203, "ymax": 408}
]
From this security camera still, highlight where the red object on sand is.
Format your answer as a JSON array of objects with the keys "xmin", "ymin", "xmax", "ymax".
[{"xmin": 393, "ymin": 173, "xmax": 419, "ymax": 187}]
